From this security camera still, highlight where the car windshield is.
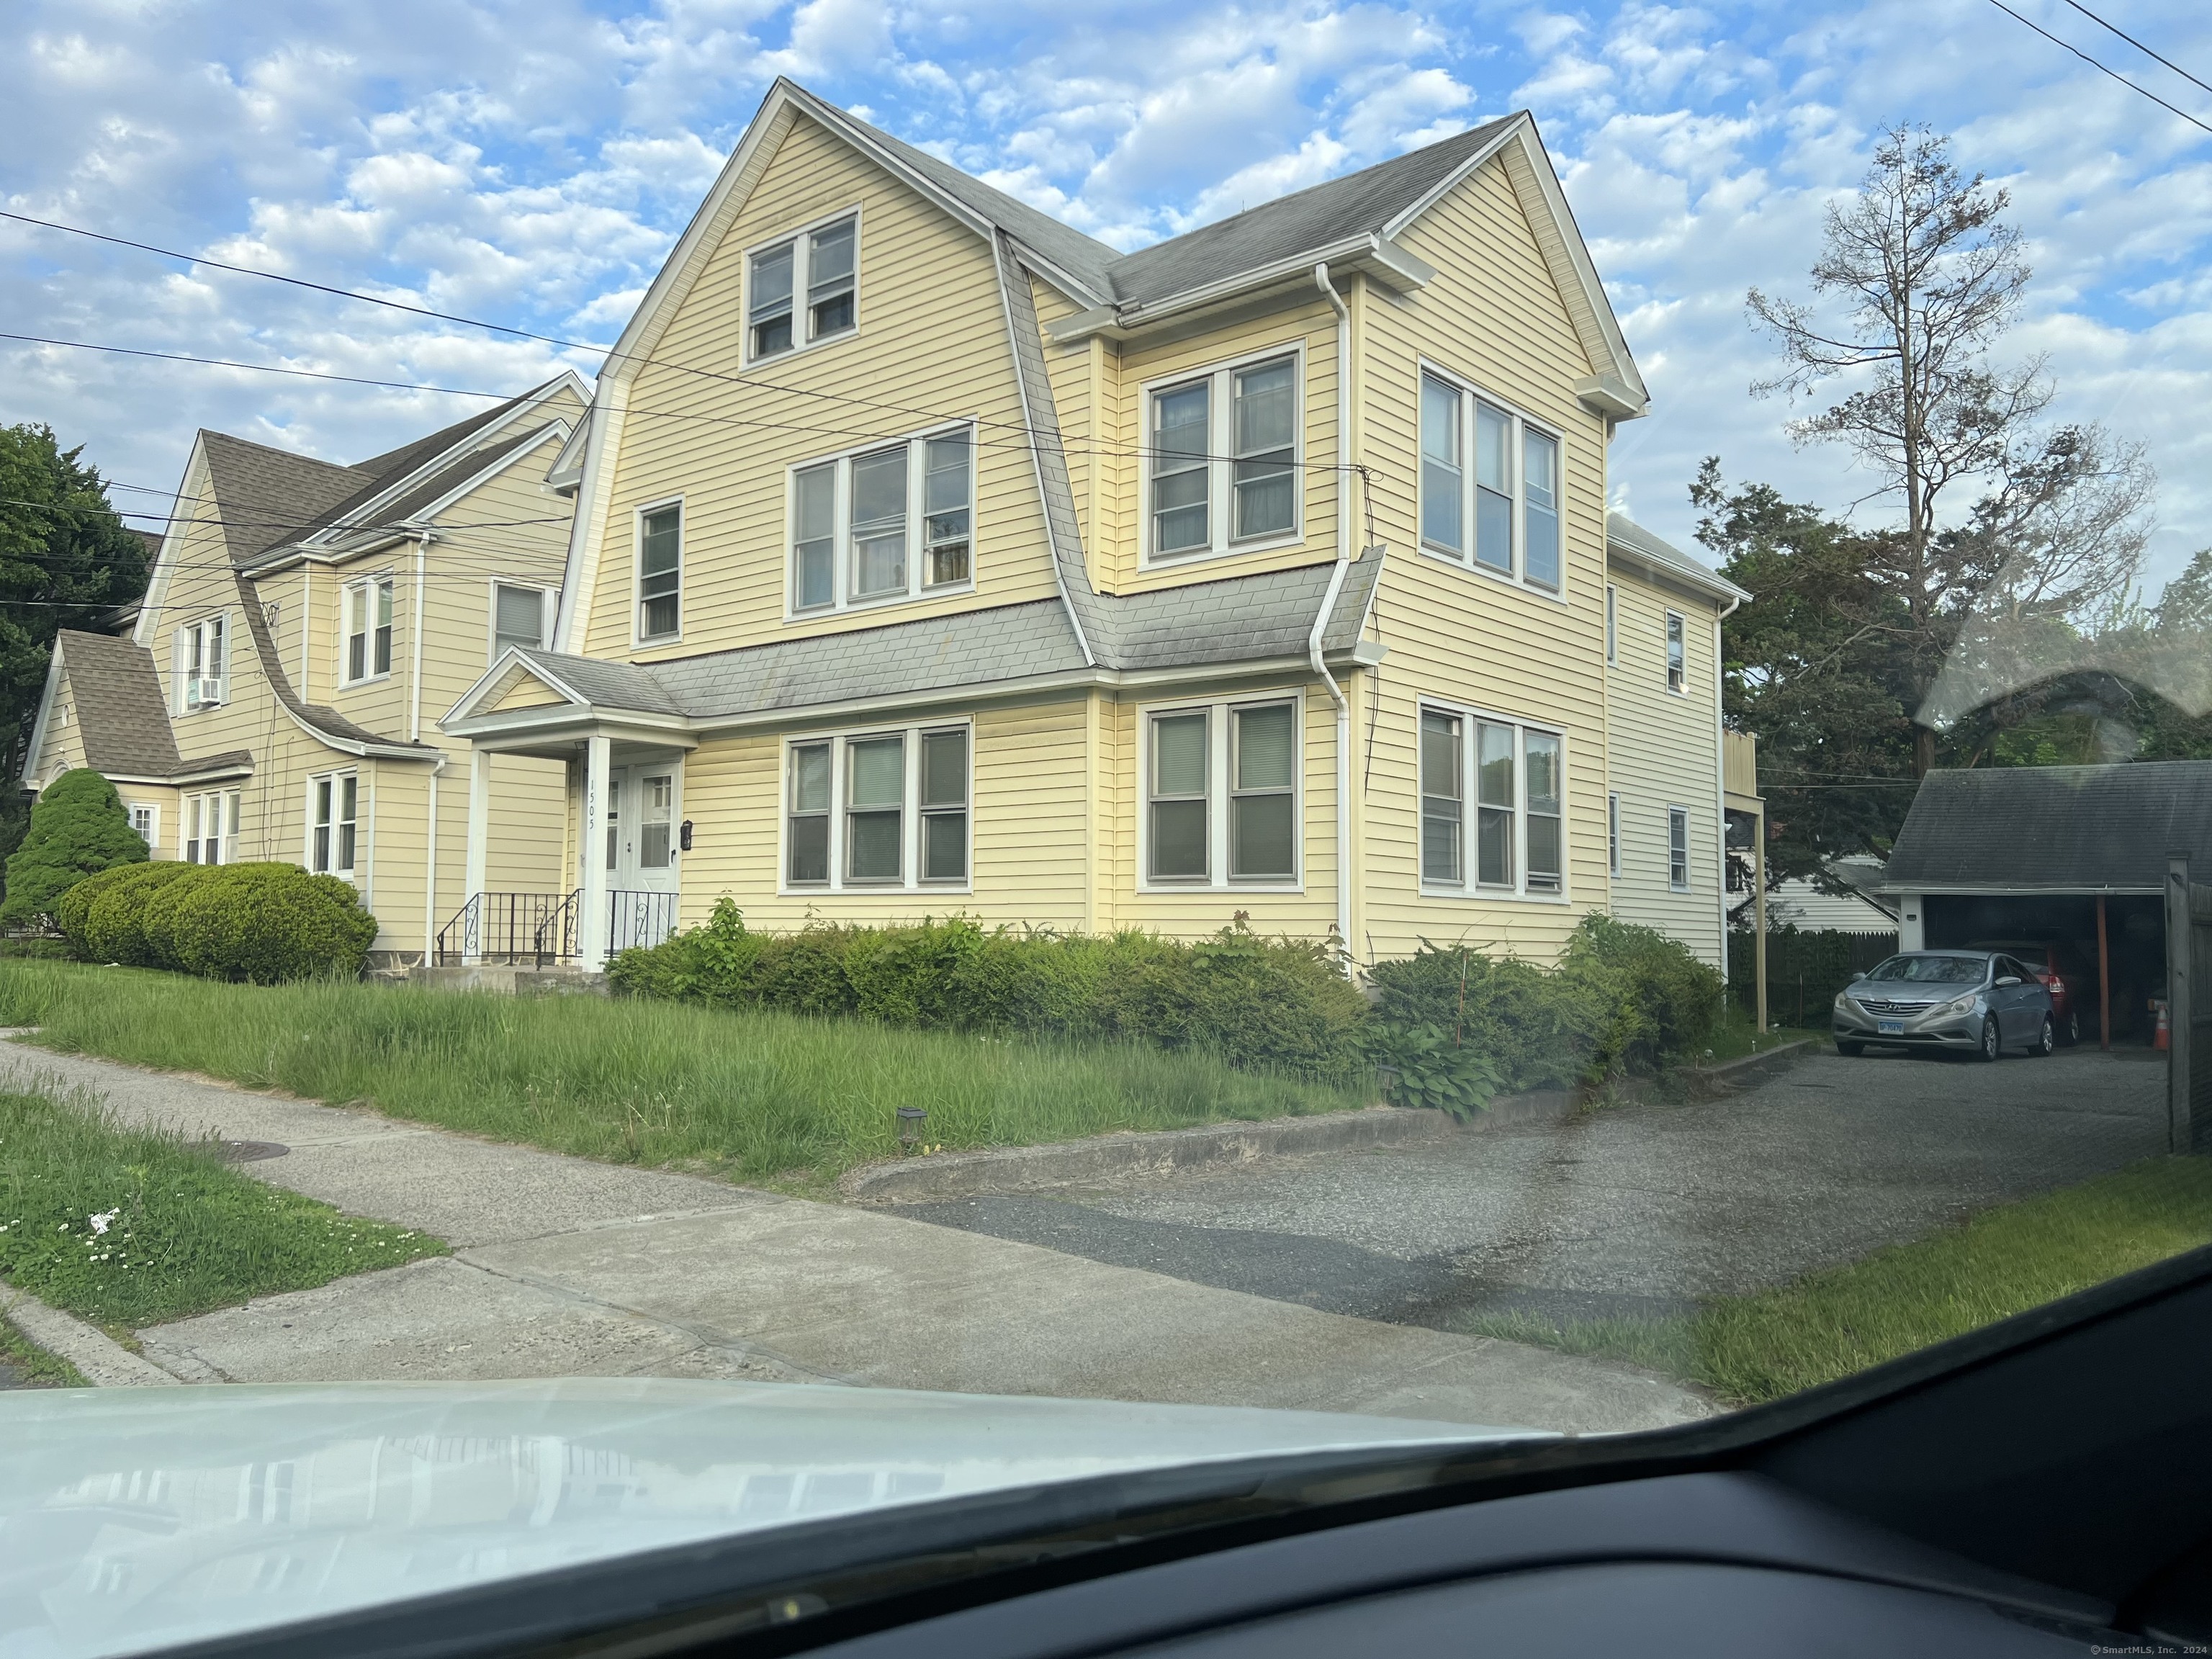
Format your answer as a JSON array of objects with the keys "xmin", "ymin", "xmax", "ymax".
[
  {"xmin": 4, "ymin": 48, "xmax": 2207, "ymax": 1659},
  {"xmin": 1865, "ymin": 956, "xmax": 1990, "ymax": 984}
]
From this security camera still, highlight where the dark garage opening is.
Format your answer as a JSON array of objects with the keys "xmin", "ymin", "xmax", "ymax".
[{"xmin": 1921, "ymin": 893, "xmax": 2164, "ymax": 1046}]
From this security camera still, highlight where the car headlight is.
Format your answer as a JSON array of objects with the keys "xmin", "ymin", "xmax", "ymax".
[
  {"xmin": 1945, "ymin": 993, "xmax": 1978, "ymax": 1015},
  {"xmin": 1834, "ymin": 991, "xmax": 1851, "ymax": 1010}
]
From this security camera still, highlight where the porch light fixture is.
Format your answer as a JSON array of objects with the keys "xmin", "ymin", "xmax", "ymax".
[{"xmin": 896, "ymin": 1106, "xmax": 927, "ymax": 1152}]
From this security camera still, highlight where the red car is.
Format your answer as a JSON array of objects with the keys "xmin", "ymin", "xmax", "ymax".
[{"xmin": 1971, "ymin": 939, "xmax": 2082, "ymax": 1045}]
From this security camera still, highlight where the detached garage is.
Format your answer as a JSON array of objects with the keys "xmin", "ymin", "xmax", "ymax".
[{"xmin": 1882, "ymin": 762, "xmax": 2212, "ymax": 1049}]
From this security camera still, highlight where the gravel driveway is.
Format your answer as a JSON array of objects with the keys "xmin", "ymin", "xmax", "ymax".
[{"xmin": 896, "ymin": 1046, "xmax": 2172, "ymax": 1329}]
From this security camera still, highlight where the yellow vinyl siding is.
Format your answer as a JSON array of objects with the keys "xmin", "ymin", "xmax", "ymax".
[
  {"xmin": 1353, "ymin": 154, "xmax": 1613, "ymax": 966},
  {"xmin": 1606, "ymin": 570, "xmax": 1723, "ymax": 966},
  {"xmin": 582, "ymin": 114, "xmax": 1060, "ymax": 663}
]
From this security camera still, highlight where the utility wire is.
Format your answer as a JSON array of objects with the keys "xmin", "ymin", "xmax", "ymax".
[
  {"xmin": 2056, "ymin": 0, "xmax": 2212, "ymax": 99},
  {"xmin": 0, "ymin": 333, "xmax": 514, "ymax": 401},
  {"xmin": 1985, "ymin": 0, "xmax": 2212, "ymax": 134}
]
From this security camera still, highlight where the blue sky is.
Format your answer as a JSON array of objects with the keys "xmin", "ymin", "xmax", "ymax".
[{"xmin": 4, "ymin": 0, "xmax": 2209, "ymax": 589}]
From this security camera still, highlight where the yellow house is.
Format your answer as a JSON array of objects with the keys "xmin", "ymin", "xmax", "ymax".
[
  {"xmin": 443, "ymin": 80, "xmax": 1738, "ymax": 975},
  {"xmin": 24, "ymin": 377, "xmax": 588, "ymax": 963}
]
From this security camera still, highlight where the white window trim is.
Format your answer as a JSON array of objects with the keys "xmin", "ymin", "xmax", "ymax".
[
  {"xmin": 1415, "ymin": 696, "xmax": 1569, "ymax": 903},
  {"xmin": 306, "ymin": 769, "xmax": 361, "ymax": 881},
  {"xmin": 778, "ymin": 719, "xmax": 974, "ymax": 896},
  {"xmin": 742, "ymin": 203, "xmax": 863, "ymax": 368},
  {"xmin": 1138, "ymin": 342, "xmax": 1307, "ymax": 568},
  {"xmin": 784, "ymin": 423, "xmax": 978, "ymax": 620},
  {"xmin": 1136, "ymin": 691, "xmax": 1306, "ymax": 894},
  {"xmin": 181, "ymin": 788, "xmax": 240, "ymax": 866},
  {"xmin": 1665, "ymin": 608, "xmax": 1688, "ymax": 696},
  {"xmin": 487, "ymin": 579, "xmax": 552, "ymax": 664},
  {"xmin": 174, "ymin": 612, "xmax": 231, "ymax": 713},
  {"xmin": 1607, "ymin": 791, "xmax": 1620, "ymax": 878},
  {"xmin": 1415, "ymin": 359, "xmax": 1568, "ymax": 602},
  {"xmin": 1604, "ymin": 585, "xmax": 1618, "ymax": 665},
  {"xmin": 633, "ymin": 495, "xmax": 685, "ymax": 648},
  {"xmin": 338, "ymin": 573, "xmax": 397, "ymax": 688},
  {"xmin": 126, "ymin": 802, "xmax": 160, "ymax": 854},
  {"xmin": 1668, "ymin": 804, "xmax": 1692, "ymax": 892}
]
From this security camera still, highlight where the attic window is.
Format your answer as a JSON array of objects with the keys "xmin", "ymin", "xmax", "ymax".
[{"xmin": 749, "ymin": 215, "xmax": 858, "ymax": 361}]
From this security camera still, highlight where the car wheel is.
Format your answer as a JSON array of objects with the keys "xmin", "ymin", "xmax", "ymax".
[
  {"xmin": 1836, "ymin": 1040, "xmax": 1864, "ymax": 1058},
  {"xmin": 1977, "ymin": 1015, "xmax": 2001, "ymax": 1062},
  {"xmin": 2062, "ymin": 1007, "xmax": 2080, "ymax": 1046},
  {"xmin": 2032, "ymin": 1015, "xmax": 2054, "ymax": 1057}
]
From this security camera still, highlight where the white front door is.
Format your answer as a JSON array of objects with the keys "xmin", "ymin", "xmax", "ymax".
[{"xmin": 604, "ymin": 765, "xmax": 680, "ymax": 950}]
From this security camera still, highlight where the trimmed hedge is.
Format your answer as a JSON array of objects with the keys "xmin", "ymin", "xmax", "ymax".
[
  {"xmin": 609, "ymin": 904, "xmax": 1370, "ymax": 1079},
  {"xmin": 611, "ymin": 904, "xmax": 1722, "ymax": 1091},
  {"xmin": 1, "ymin": 768, "xmax": 146, "ymax": 927},
  {"xmin": 59, "ymin": 860, "xmax": 379, "ymax": 982}
]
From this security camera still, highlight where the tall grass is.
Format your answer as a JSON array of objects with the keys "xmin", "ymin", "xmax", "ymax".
[
  {"xmin": 0, "ymin": 961, "xmax": 1366, "ymax": 1188},
  {"xmin": 0, "ymin": 1084, "xmax": 440, "ymax": 1330}
]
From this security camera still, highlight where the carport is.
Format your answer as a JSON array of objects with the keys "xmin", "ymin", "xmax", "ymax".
[{"xmin": 1881, "ymin": 762, "xmax": 2212, "ymax": 1051}]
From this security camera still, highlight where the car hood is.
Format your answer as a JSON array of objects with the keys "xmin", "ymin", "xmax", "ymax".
[{"xmin": 0, "ymin": 1379, "xmax": 1532, "ymax": 1658}]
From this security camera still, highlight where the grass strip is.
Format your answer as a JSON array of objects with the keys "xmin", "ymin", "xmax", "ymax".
[
  {"xmin": 1457, "ymin": 1156, "xmax": 2212, "ymax": 1405},
  {"xmin": 0, "ymin": 1084, "xmax": 443, "ymax": 1331},
  {"xmin": 0, "ymin": 961, "xmax": 1366, "ymax": 1190},
  {"xmin": 0, "ymin": 1311, "xmax": 89, "ymax": 1387}
]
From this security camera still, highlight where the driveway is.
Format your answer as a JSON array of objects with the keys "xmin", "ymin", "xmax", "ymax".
[{"xmin": 894, "ymin": 1046, "xmax": 2172, "ymax": 1331}]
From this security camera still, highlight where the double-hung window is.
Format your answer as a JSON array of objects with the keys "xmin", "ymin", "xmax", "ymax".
[
  {"xmin": 1665, "ymin": 610, "xmax": 1687, "ymax": 694},
  {"xmin": 1146, "ymin": 352, "xmax": 1301, "ymax": 562},
  {"xmin": 342, "ymin": 577, "xmax": 394, "ymax": 684},
  {"xmin": 784, "ymin": 723, "xmax": 969, "ymax": 890},
  {"xmin": 176, "ymin": 614, "xmax": 227, "ymax": 710},
  {"xmin": 1144, "ymin": 699, "xmax": 1300, "ymax": 887},
  {"xmin": 790, "ymin": 427, "xmax": 974, "ymax": 614},
  {"xmin": 493, "ymin": 583, "xmax": 549, "ymax": 660},
  {"xmin": 184, "ymin": 790, "xmax": 239, "ymax": 866},
  {"xmin": 638, "ymin": 503, "xmax": 681, "ymax": 642},
  {"xmin": 1418, "ymin": 702, "xmax": 1565, "ymax": 896},
  {"xmin": 1668, "ymin": 806, "xmax": 1691, "ymax": 891},
  {"xmin": 1418, "ymin": 368, "xmax": 1565, "ymax": 592},
  {"xmin": 310, "ymin": 773, "xmax": 359, "ymax": 878},
  {"xmin": 748, "ymin": 215, "xmax": 858, "ymax": 361}
]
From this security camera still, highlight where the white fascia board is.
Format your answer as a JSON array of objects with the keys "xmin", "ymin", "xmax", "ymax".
[
  {"xmin": 442, "ymin": 703, "xmax": 696, "ymax": 747},
  {"xmin": 443, "ymin": 648, "xmax": 590, "ymax": 725},
  {"xmin": 275, "ymin": 696, "xmax": 439, "ymax": 761},
  {"xmin": 1873, "ymin": 883, "xmax": 2162, "ymax": 897},
  {"xmin": 1053, "ymin": 235, "xmax": 1434, "ymax": 343},
  {"xmin": 398, "ymin": 421, "xmax": 571, "ymax": 531},
  {"xmin": 1606, "ymin": 544, "xmax": 1751, "ymax": 608},
  {"xmin": 132, "ymin": 435, "xmax": 213, "ymax": 650},
  {"xmin": 161, "ymin": 757, "xmax": 256, "ymax": 786},
  {"xmin": 19, "ymin": 643, "xmax": 67, "ymax": 789}
]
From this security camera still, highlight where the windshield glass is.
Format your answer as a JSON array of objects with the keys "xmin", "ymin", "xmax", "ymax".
[
  {"xmin": 5, "ymin": 42, "xmax": 2210, "ymax": 1659},
  {"xmin": 1865, "ymin": 956, "xmax": 1990, "ymax": 984}
]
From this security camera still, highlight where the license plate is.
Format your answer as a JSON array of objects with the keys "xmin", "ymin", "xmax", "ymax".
[{"xmin": 1877, "ymin": 1019, "xmax": 1905, "ymax": 1035}]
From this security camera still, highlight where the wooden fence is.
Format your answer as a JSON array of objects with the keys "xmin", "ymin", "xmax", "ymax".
[{"xmin": 1730, "ymin": 925, "xmax": 1899, "ymax": 1029}]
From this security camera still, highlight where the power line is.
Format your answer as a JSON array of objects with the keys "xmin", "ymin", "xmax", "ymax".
[
  {"xmin": 1985, "ymin": 0, "xmax": 2212, "ymax": 134},
  {"xmin": 0, "ymin": 332, "xmax": 515, "ymax": 402},
  {"xmin": 2057, "ymin": 0, "xmax": 2212, "ymax": 99}
]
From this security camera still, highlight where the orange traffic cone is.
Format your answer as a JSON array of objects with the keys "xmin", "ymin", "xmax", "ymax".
[{"xmin": 2154, "ymin": 999, "xmax": 2170, "ymax": 1052}]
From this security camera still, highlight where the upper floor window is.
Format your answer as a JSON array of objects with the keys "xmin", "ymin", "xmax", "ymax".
[
  {"xmin": 1145, "ymin": 353, "xmax": 1301, "ymax": 563},
  {"xmin": 174, "ymin": 613, "xmax": 226, "ymax": 711},
  {"xmin": 637, "ymin": 503, "xmax": 682, "ymax": 642},
  {"xmin": 1668, "ymin": 805, "xmax": 1691, "ymax": 891},
  {"xmin": 342, "ymin": 576, "xmax": 394, "ymax": 684},
  {"xmin": 1665, "ymin": 610, "xmax": 1687, "ymax": 694},
  {"xmin": 493, "ymin": 583, "xmax": 549, "ymax": 661},
  {"xmin": 783, "ymin": 721, "xmax": 970, "ymax": 891},
  {"xmin": 1419, "ymin": 368, "xmax": 1563, "ymax": 593},
  {"xmin": 791, "ymin": 427, "xmax": 973, "ymax": 615},
  {"xmin": 749, "ymin": 215, "xmax": 858, "ymax": 362},
  {"xmin": 1143, "ymin": 698, "xmax": 1300, "ymax": 888},
  {"xmin": 1418, "ymin": 701, "xmax": 1564, "ymax": 897}
]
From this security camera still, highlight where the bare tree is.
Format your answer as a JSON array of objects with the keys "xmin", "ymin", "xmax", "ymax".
[{"xmin": 1748, "ymin": 125, "xmax": 2049, "ymax": 773}]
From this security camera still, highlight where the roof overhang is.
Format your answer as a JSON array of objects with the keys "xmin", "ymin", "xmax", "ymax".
[
  {"xmin": 1047, "ymin": 233, "xmax": 1437, "ymax": 344},
  {"xmin": 1606, "ymin": 542, "xmax": 1749, "ymax": 609},
  {"xmin": 1878, "ymin": 884, "xmax": 2164, "ymax": 898}
]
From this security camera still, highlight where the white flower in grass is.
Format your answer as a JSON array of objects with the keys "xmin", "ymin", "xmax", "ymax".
[{"xmin": 88, "ymin": 1209, "xmax": 120, "ymax": 1236}]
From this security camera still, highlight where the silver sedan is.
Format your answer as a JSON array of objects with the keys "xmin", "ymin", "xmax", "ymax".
[{"xmin": 1833, "ymin": 950, "xmax": 2056, "ymax": 1061}]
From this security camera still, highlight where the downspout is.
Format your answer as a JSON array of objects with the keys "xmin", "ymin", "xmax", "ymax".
[
  {"xmin": 408, "ymin": 532, "xmax": 433, "ymax": 742},
  {"xmin": 424, "ymin": 754, "xmax": 446, "ymax": 970},
  {"xmin": 1311, "ymin": 264, "xmax": 1354, "ymax": 970},
  {"xmin": 1712, "ymin": 596, "xmax": 1740, "ymax": 985}
]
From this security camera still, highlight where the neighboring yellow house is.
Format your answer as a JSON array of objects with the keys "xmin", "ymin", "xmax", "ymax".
[
  {"xmin": 24, "ymin": 376, "xmax": 589, "ymax": 963},
  {"xmin": 442, "ymin": 79, "xmax": 1742, "ymax": 975}
]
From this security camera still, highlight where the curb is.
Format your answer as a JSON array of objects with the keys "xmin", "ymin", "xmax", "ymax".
[
  {"xmin": 1, "ymin": 1287, "xmax": 184, "ymax": 1388},
  {"xmin": 1688, "ymin": 1038, "xmax": 1817, "ymax": 1096}
]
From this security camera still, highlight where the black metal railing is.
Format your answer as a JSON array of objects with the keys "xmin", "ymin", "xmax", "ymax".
[{"xmin": 435, "ymin": 889, "xmax": 678, "ymax": 966}]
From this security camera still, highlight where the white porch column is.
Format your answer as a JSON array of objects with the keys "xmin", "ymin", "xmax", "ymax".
[
  {"xmin": 462, "ymin": 751, "xmax": 490, "ymax": 965},
  {"xmin": 579, "ymin": 734, "xmax": 612, "ymax": 972}
]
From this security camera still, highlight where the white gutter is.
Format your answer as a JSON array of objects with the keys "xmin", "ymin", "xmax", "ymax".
[
  {"xmin": 409, "ymin": 533, "xmax": 432, "ymax": 742},
  {"xmin": 1311, "ymin": 264, "xmax": 1354, "ymax": 971}
]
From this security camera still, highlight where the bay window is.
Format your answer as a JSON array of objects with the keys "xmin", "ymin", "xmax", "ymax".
[
  {"xmin": 748, "ymin": 215, "xmax": 858, "ymax": 361},
  {"xmin": 783, "ymin": 722, "xmax": 969, "ymax": 891},
  {"xmin": 1143, "ymin": 698, "xmax": 1300, "ymax": 888},
  {"xmin": 343, "ymin": 577, "xmax": 393, "ymax": 683},
  {"xmin": 1146, "ymin": 351, "xmax": 1303, "ymax": 562},
  {"xmin": 790, "ymin": 426, "xmax": 974, "ymax": 614},
  {"xmin": 1418, "ymin": 701, "xmax": 1566, "ymax": 897},
  {"xmin": 310, "ymin": 773, "xmax": 359, "ymax": 877},
  {"xmin": 1419, "ymin": 367, "xmax": 1567, "ymax": 592}
]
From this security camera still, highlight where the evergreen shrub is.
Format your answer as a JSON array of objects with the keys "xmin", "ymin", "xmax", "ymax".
[{"xmin": 1, "ymin": 769, "xmax": 146, "ymax": 928}]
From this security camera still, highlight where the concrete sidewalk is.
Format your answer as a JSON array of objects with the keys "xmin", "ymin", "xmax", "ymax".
[{"xmin": 0, "ymin": 1041, "xmax": 1709, "ymax": 1434}]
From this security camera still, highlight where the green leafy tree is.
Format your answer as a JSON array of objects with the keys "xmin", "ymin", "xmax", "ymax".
[
  {"xmin": 0, "ymin": 425, "xmax": 150, "ymax": 858},
  {"xmin": 0, "ymin": 768, "xmax": 148, "ymax": 927}
]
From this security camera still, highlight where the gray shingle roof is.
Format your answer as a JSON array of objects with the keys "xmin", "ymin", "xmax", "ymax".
[
  {"xmin": 1106, "ymin": 117, "xmax": 1517, "ymax": 307},
  {"xmin": 51, "ymin": 630, "xmax": 182, "ymax": 778},
  {"xmin": 1605, "ymin": 513, "xmax": 1750, "ymax": 606},
  {"xmin": 1884, "ymin": 763, "xmax": 2212, "ymax": 893},
  {"xmin": 1111, "ymin": 558, "xmax": 1353, "ymax": 670},
  {"xmin": 197, "ymin": 433, "xmax": 379, "ymax": 565}
]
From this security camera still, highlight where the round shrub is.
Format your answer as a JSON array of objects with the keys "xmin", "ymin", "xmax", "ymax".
[
  {"xmin": 157, "ymin": 863, "xmax": 379, "ymax": 982},
  {"xmin": 71, "ymin": 862, "xmax": 201, "ymax": 963},
  {"xmin": 1, "ymin": 768, "xmax": 148, "ymax": 929}
]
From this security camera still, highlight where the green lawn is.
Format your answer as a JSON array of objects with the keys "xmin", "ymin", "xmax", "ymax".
[
  {"xmin": 0, "ymin": 1084, "xmax": 442, "ymax": 1333},
  {"xmin": 1701, "ymin": 1007, "xmax": 1830, "ymax": 1066},
  {"xmin": 1460, "ymin": 1156, "xmax": 2212, "ymax": 1405},
  {"xmin": 0, "ymin": 961, "xmax": 1367, "ymax": 1191}
]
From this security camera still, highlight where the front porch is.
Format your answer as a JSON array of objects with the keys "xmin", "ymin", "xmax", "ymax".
[{"xmin": 432, "ymin": 886, "xmax": 680, "ymax": 968}]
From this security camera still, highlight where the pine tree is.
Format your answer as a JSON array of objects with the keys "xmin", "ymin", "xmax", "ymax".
[{"xmin": 0, "ymin": 768, "xmax": 148, "ymax": 927}]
